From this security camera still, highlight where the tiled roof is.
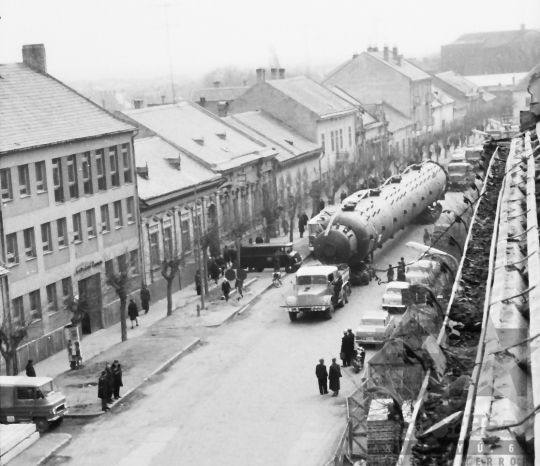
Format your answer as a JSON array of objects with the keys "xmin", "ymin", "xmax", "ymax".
[
  {"xmin": 0, "ymin": 63, "xmax": 135, "ymax": 154},
  {"xmin": 465, "ymin": 72, "xmax": 528, "ymax": 88},
  {"xmin": 435, "ymin": 71, "xmax": 479, "ymax": 96},
  {"xmin": 191, "ymin": 86, "xmax": 248, "ymax": 102},
  {"xmin": 123, "ymin": 101, "xmax": 275, "ymax": 170},
  {"xmin": 134, "ymin": 136, "xmax": 221, "ymax": 201},
  {"xmin": 265, "ymin": 76, "xmax": 356, "ymax": 117},
  {"xmin": 367, "ymin": 52, "xmax": 431, "ymax": 81},
  {"xmin": 223, "ymin": 110, "xmax": 320, "ymax": 163},
  {"xmin": 513, "ymin": 62, "xmax": 540, "ymax": 92},
  {"xmin": 449, "ymin": 29, "xmax": 540, "ymax": 48}
]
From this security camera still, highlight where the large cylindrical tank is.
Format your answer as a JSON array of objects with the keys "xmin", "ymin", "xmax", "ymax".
[{"xmin": 314, "ymin": 162, "xmax": 447, "ymax": 266}]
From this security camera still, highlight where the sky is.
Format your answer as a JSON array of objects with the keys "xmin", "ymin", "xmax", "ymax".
[{"xmin": 1, "ymin": 0, "xmax": 540, "ymax": 83}]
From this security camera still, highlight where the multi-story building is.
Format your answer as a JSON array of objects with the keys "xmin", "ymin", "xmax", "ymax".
[
  {"xmin": 513, "ymin": 63, "xmax": 540, "ymax": 123},
  {"xmin": 322, "ymin": 46, "xmax": 433, "ymax": 140},
  {"xmin": 230, "ymin": 74, "xmax": 359, "ymax": 185},
  {"xmin": 0, "ymin": 45, "xmax": 140, "ymax": 370}
]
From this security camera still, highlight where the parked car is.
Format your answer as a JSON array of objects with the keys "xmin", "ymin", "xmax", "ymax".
[
  {"xmin": 451, "ymin": 149, "xmax": 467, "ymax": 163},
  {"xmin": 240, "ymin": 242, "xmax": 302, "ymax": 273},
  {"xmin": 284, "ymin": 264, "xmax": 350, "ymax": 321},
  {"xmin": 447, "ymin": 162, "xmax": 474, "ymax": 191},
  {"xmin": 355, "ymin": 311, "xmax": 396, "ymax": 345},
  {"xmin": 0, "ymin": 376, "xmax": 68, "ymax": 433},
  {"xmin": 465, "ymin": 145, "xmax": 483, "ymax": 163},
  {"xmin": 382, "ymin": 281, "xmax": 410, "ymax": 313}
]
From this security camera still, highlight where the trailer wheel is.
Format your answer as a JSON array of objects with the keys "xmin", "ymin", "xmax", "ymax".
[
  {"xmin": 323, "ymin": 304, "xmax": 335, "ymax": 320},
  {"xmin": 288, "ymin": 312, "xmax": 297, "ymax": 321},
  {"xmin": 34, "ymin": 417, "xmax": 50, "ymax": 433}
]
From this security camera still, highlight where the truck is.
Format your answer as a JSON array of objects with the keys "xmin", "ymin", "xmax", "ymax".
[
  {"xmin": 307, "ymin": 206, "xmax": 340, "ymax": 252},
  {"xmin": 284, "ymin": 264, "xmax": 350, "ymax": 321}
]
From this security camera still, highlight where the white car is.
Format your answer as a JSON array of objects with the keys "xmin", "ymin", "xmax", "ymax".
[
  {"xmin": 355, "ymin": 311, "xmax": 395, "ymax": 345},
  {"xmin": 382, "ymin": 281, "xmax": 410, "ymax": 312}
]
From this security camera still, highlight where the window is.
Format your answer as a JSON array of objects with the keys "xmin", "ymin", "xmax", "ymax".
[
  {"xmin": 41, "ymin": 222, "xmax": 52, "ymax": 253},
  {"xmin": 130, "ymin": 250, "xmax": 140, "ymax": 276},
  {"xmin": 86, "ymin": 209, "xmax": 96, "ymax": 237},
  {"xmin": 181, "ymin": 219, "xmax": 191, "ymax": 252},
  {"xmin": 113, "ymin": 200, "xmax": 123, "ymax": 228},
  {"xmin": 23, "ymin": 228, "xmax": 36, "ymax": 259},
  {"xmin": 12, "ymin": 296, "xmax": 24, "ymax": 321},
  {"xmin": 105, "ymin": 259, "xmax": 114, "ymax": 278},
  {"xmin": 61, "ymin": 277, "xmax": 72, "ymax": 301},
  {"xmin": 117, "ymin": 253, "xmax": 127, "ymax": 272},
  {"xmin": 1, "ymin": 168, "xmax": 13, "ymax": 201},
  {"xmin": 46, "ymin": 283, "xmax": 58, "ymax": 314},
  {"xmin": 52, "ymin": 158, "xmax": 64, "ymax": 203},
  {"xmin": 67, "ymin": 155, "xmax": 79, "ymax": 199},
  {"xmin": 150, "ymin": 232, "xmax": 160, "ymax": 267},
  {"xmin": 339, "ymin": 129, "xmax": 343, "ymax": 149},
  {"xmin": 18, "ymin": 165, "xmax": 30, "ymax": 196},
  {"xmin": 6, "ymin": 233, "xmax": 18, "ymax": 265},
  {"xmin": 29, "ymin": 290, "xmax": 41, "ymax": 320},
  {"xmin": 122, "ymin": 144, "xmax": 133, "ymax": 183},
  {"xmin": 109, "ymin": 147, "xmax": 120, "ymax": 187},
  {"xmin": 57, "ymin": 218, "xmax": 67, "ymax": 248},
  {"xmin": 100, "ymin": 204, "xmax": 111, "ymax": 233},
  {"xmin": 82, "ymin": 152, "xmax": 93, "ymax": 195},
  {"xmin": 126, "ymin": 197, "xmax": 135, "ymax": 224},
  {"xmin": 330, "ymin": 131, "xmax": 335, "ymax": 152},
  {"xmin": 17, "ymin": 387, "xmax": 35, "ymax": 400},
  {"xmin": 348, "ymin": 127, "xmax": 352, "ymax": 146},
  {"xmin": 321, "ymin": 134, "xmax": 325, "ymax": 152},
  {"xmin": 72, "ymin": 213, "xmax": 82, "ymax": 242},
  {"xmin": 35, "ymin": 161, "xmax": 47, "ymax": 193},
  {"xmin": 96, "ymin": 149, "xmax": 107, "ymax": 191},
  {"xmin": 163, "ymin": 227, "xmax": 173, "ymax": 259}
]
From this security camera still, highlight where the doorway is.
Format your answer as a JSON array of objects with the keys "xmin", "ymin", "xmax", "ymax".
[{"xmin": 77, "ymin": 273, "xmax": 103, "ymax": 334}]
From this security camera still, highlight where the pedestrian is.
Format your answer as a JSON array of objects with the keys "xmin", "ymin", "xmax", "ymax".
[
  {"xmin": 315, "ymin": 359, "xmax": 329, "ymax": 395},
  {"xmin": 229, "ymin": 247, "xmax": 237, "ymax": 268},
  {"xmin": 105, "ymin": 362, "xmax": 114, "ymax": 403},
  {"xmin": 195, "ymin": 270, "xmax": 202, "ymax": 296},
  {"xmin": 397, "ymin": 257, "xmax": 406, "ymax": 282},
  {"xmin": 98, "ymin": 371, "xmax": 109, "ymax": 412},
  {"xmin": 235, "ymin": 277, "xmax": 244, "ymax": 301},
  {"xmin": 298, "ymin": 215, "xmax": 305, "ymax": 238},
  {"xmin": 333, "ymin": 272, "xmax": 343, "ymax": 305},
  {"xmin": 215, "ymin": 255, "xmax": 226, "ymax": 275},
  {"xmin": 281, "ymin": 218, "xmax": 289, "ymax": 236},
  {"xmin": 346, "ymin": 329, "xmax": 355, "ymax": 366},
  {"xmin": 111, "ymin": 360, "xmax": 123, "ymax": 399},
  {"xmin": 387, "ymin": 264, "xmax": 394, "ymax": 282},
  {"xmin": 358, "ymin": 346, "xmax": 366, "ymax": 369},
  {"xmin": 223, "ymin": 246, "xmax": 231, "ymax": 268},
  {"xmin": 423, "ymin": 229, "xmax": 431, "ymax": 246},
  {"xmin": 221, "ymin": 279, "xmax": 231, "ymax": 302},
  {"xmin": 127, "ymin": 299, "xmax": 139, "ymax": 328},
  {"xmin": 210, "ymin": 259, "xmax": 221, "ymax": 284},
  {"xmin": 25, "ymin": 359, "xmax": 36, "ymax": 377},
  {"xmin": 328, "ymin": 358, "xmax": 342, "ymax": 397},
  {"xmin": 301, "ymin": 212, "xmax": 309, "ymax": 227},
  {"xmin": 319, "ymin": 199, "xmax": 325, "ymax": 212},
  {"xmin": 273, "ymin": 250, "xmax": 281, "ymax": 272},
  {"xmin": 340, "ymin": 191, "xmax": 347, "ymax": 202},
  {"xmin": 140, "ymin": 283, "xmax": 151, "ymax": 315},
  {"xmin": 340, "ymin": 331, "xmax": 348, "ymax": 367}
]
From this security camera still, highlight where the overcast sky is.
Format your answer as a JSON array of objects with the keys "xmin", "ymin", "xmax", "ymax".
[{"xmin": 1, "ymin": 0, "xmax": 539, "ymax": 82}]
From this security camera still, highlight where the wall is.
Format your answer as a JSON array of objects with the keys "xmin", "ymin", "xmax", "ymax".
[
  {"xmin": 432, "ymin": 102, "xmax": 454, "ymax": 134},
  {"xmin": 317, "ymin": 113, "xmax": 358, "ymax": 174}
]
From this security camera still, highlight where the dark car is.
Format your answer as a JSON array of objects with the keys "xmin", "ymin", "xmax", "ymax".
[{"xmin": 240, "ymin": 243, "xmax": 302, "ymax": 273}]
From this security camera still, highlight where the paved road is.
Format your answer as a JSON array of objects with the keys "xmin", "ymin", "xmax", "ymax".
[{"xmin": 51, "ymin": 223, "xmax": 429, "ymax": 466}]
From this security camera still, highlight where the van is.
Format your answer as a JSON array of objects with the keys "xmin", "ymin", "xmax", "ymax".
[
  {"xmin": 0, "ymin": 376, "xmax": 68, "ymax": 432},
  {"xmin": 240, "ymin": 242, "xmax": 302, "ymax": 273}
]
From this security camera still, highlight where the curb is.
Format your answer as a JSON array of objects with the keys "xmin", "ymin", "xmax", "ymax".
[
  {"xmin": 64, "ymin": 338, "xmax": 201, "ymax": 418},
  {"xmin": 36, "ymin": 434, "xmax": 72, "ymax": 466}
]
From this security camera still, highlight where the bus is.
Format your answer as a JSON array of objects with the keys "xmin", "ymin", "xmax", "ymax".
[{"xmin": 307, "ymin": 205, "xmax": 340, "ymax": 251}]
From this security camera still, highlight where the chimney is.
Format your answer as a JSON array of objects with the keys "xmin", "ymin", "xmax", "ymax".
[
  {"xmin": 199, "ymin": 97, "xmax": 206, "ymax": 108},
  {"xmin": 270, "ymin": 68, "xmax": 277, "ymax": 80},
  {"xmin": 397, "ymin": 55, "xmax": 403, "ymax": 66},
  {"xmin": 521, "ymin": 24, "xmax": 525, "ymax": 31},
  {"xmin": 214, "ymin": 81, "xmax": 220, "ymax": 88},
  {"xmin": 383, "ymin": 45, "xmax": 389, "ymax": 61},
  {"xmin": 512, "ymin": 76, "xmax": 516, "ymax": 85},
  {"xmin": 22, "ymin": 44, "xmax": 47, "ymax": 74},
  {"xmin": 133, "ymin": 99, "xmax": 143, "ymax": 109},
  {"xmin": 256, "ymin": 68, "xmax": 263, "ymax": 82},
  {"xmin": 373, "ymin": 45, "xmax": 379, "ymax": 52},
  {"xmin": 279, "ymin": 68, "xmax": 285, "ymax": 79},
  {"xmin": 217, "ymin": 102, "xmax": 228, "ymax": 118},
  {"xmin": 392, "ymin": 46, "xmax": 398, "ymax": 60},
  {"xmin": 352, "ymin": 53, "xmax": 359, "ymax": 59},
  {"xmin": 161, "ymin": 95, "xmax": 166, "ymax": 104}
]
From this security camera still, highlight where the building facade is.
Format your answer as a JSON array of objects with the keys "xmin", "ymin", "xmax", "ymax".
[{"xmin": 0, "ymin": 45, "xmax": 140, "ymax": 370}]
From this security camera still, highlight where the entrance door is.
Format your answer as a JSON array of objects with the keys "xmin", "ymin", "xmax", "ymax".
[{"xmin": 78, "ymin": 273, "xmax": 103, "ymax": 334}]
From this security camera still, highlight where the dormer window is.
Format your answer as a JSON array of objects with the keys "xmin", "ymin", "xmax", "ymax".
[
  {"xmin": 193, "ymin": 136, "xmax": 204, "ymax": 145},
  {"xmin": 216, "ymin": 131, "xmax": 226, "ymax": 140}
]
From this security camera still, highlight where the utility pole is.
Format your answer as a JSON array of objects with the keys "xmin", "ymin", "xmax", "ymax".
[{"xmin": 191, "ymin": 187, "xmax": 205, "ymax": 311}]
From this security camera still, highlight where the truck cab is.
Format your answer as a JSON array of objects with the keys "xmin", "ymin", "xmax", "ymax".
[
  {"xmin": 0, "ymin": 376, "xmax": 68, "ymax": 433},
  {"xmin": 284, "ymin": 264, "xmax": 350, "ymax": 321}
]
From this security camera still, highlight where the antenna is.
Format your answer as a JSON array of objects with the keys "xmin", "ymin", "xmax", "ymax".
[{"xmin": 156, "ymin": 3, "xmax": 176, "ymax": 104}]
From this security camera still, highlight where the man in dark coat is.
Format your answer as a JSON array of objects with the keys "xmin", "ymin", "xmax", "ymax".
[
  {"xmin": 127, "ymin": 299, "xmax": 139, "ymax": 328},
  {"xmin": 221, "ymin": 279, "xmax": 231, "ymax": 302},
  {"xmin": 298, "ymin": 215, "xmax": 305, "ymax": 238},
  {"xmin": 397, "ymin": 257, "xmax": 406, "ymax": 282},
  {"xmin": 210, "ymin": 259, "xmax": 221, "ymax": 284},
  {"xmin": 333, "ymin": 273, "xmax": 343, "ymax": 306},
  {"xmin": 387, "ymin": 264, "xmax": 394, "ymax": 283},
  {"xmin": 319, "ymin": 199, "xmax": 325, "ymax": 211},
  {"xmin": 281, "ymin": 218, "xmax": 289, "ymax": 236},
  {"xmin": 195, "ymin": 270, "xmax": 202, "ymax": 296},
  {"xmin": 140, "ymin": 284, "xmax": 151, "ymax": 314},
  {"xmin": 104, "ymin": 363, "xmax": 114, "ymax": 403},
  {"xmin": 340, "ymin": 331, "xmax": 348, "ymax": 367},
  {"xmin": 340, "ymin": 191, "xmax": 347, "ymax": 202},
  {"xmin": 112, "ymin": 360, "xmax": 123, "ymax": 399},
  {"xmin": 328, "ymin": 358, "xmax": 342, "ymax": 396},
  {"xmin": 98, "ymin": 371, "xmax": 109, "ymax": 412},
  {"xmin": 301, "ymin": 212, "xmax": 309, "ymax": 228},
  {"xmin": 346, "ymin": 329, "xmax": 356, "ymax": 366},
  {"xmin": 315, "ymin": 359, "xmax": 328, "ymax": 395},
  {"xmin": 25, "ymin": 359, "xmax": 36, "ymax": 377}
]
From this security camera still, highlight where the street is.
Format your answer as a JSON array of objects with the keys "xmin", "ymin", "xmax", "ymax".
[{"xmin": 49, "ymin": 222, "xmax": 430, "ymax": 466}]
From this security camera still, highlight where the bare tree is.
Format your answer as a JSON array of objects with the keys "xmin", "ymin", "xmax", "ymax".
[
  {"xmin": 286, "ymin": 191, "xmax": 302, "ymax": 242},
  {"xmin": 228, "ymin": 220, "xmax": 251, "ymax": 271},
  {"xmin": 0, "ymin": 312, "xmax": 31, "ymax": 375},
  {"xmin": 161, "ymin": 253, "xmax": 184, "ymax": 317},
  {"xmin": 104, "ymin": 254, "xmax": 134, "ymax": 343},
  {"xmin": 261, "ymin": 203, "xmax": 283, "ymax": 242}
]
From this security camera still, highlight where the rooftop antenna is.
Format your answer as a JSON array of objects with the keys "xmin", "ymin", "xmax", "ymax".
[{"xmin": 156, "ymin": 3, "xmax": 176, "ymax": 104}]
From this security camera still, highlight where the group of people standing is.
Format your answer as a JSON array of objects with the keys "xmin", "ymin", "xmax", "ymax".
[
  {"xmin": 386, "ymin": 257, "xmax": 407, "ymax": 283},
  {"xmin": 340, "ymin": 329, "xmax": 356, "ymax": 367},
  {"xmin": 315, "ymin": 358, "xmax": 342, "ymax": 397},
  {"xmin": 127, "ymin": 284, "xmax": 152, "ymax": 329},
  {"xmin": 97, "ymin": 360, "xmax": 123, "ymax": 412}
]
